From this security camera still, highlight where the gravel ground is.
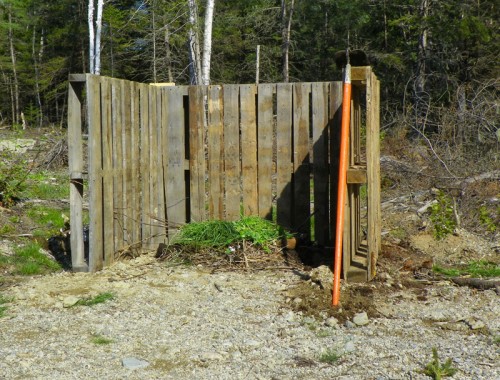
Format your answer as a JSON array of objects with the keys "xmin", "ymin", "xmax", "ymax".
[{"xmin": 1, "ymin": 253, "xmax": 499, "ymax": 380}]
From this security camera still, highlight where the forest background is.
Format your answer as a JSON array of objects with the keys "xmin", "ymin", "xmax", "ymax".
[{"xmin": 0, "ymin": 0, "xmax": 498, "ymax": 171}]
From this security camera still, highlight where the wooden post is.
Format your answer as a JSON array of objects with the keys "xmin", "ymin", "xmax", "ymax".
[{"xmin": 68, "ymin": 74, "xmax": 88, "ymax": 272}]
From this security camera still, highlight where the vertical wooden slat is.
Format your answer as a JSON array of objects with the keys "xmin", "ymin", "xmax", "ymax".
[
  {"xmin": 164, "ymin": 87, "xmax": 186, "ymax": 236},
  {"xmin": 312, "ymin": 82, "xmax": 329, "ymax": 245},
  {"xmin": 148, "ymin": 86, "xmax": 159, "ymax": 244},
  {"xmin": 207, "ymin": 85, "xmax": 224, "ymax": 219},
  {"xmin": 257, "ymin": 84, "xmax": 274, "ymax": 220},
  {"xmin": 101, "ymin": 77, "xmax": 114, "ymax": 266},
  {"xmin": 111, "ymin": 79, "xmax": 124, "ymax": 262},
  {"xmin": 293, "ymin": 83, "xmax": 311, "ymax": 237},
  {"xmin": 276, "ymin": 83, "xmax": 293, "ymax": 229},
  {"xmin": 223, "ymin": 85, "xmax": 240, "ymax": 221},
  {"xmin": 240, "ymin": 84, "xmax": 258, "ymax": 216},
  {"xmin": 188, "ymin": 86, "xmax": 206, "ymax": 222},
  {"xmin": 139, "ymin": 83, "xmax": 151, "ymax": 248},
  {"xmin": 367, "ymin": 72, "xmax": 381, "ymax": 280},
  {"xmin": 122, "ymin": 80, "xmax": 133, "ymax": 248},
  {"xmin": 155, "ymin": 86, "xmax": 166, "ymax": 244},
  {"xmin": 130, "ymin": 81, "xmax": 140, "ymax": 250},
  {"xmin": 87, "ymin": 75, "xmax": 104, "ymax": 272},
  {"xmin": 328, "ymin": 82, "xmax": 343, "ymax": 276},
  {"xmin": 68, "ymin": 78, "xmax": 87, "ymax": 272}
]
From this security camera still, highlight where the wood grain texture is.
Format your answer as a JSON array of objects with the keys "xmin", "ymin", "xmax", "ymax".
[{"xmin": 257, "ymin": 84, "xmax": 274, "ymax": 220}]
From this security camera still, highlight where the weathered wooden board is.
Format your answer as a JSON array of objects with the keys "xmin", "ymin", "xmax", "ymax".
[
  {"xmin": 312, "ymin": 82, "xmax": 329, "ymax": 245},
  {"xmin": 223, "ymin": 85, "xmax": 241, "ymax": 221},
  {"xmin": 276, "ymin": 84, "xmax": 293, "ymax": 230},
  {"xmin": 240, "ymin": 84, "xmax": 258, "ymax": 216},
  {"xmin": 188, "ymin": 86, "xmax": 206, "ymax": 222},
  {"xmin": 139, "ymin": 82, "xmax": 151, "ymax": 248},
  {"xmin": 129, "ymin": 81, "xmax": 141, "ymax": 249},
  {"xmin": 293, "ymin": 83, "xmax": 311, "ymax": 237},
  {"xmin": 164, "ymin": 87, "xmax": 186, "ymax": 236},
  {"xmin": 100, "ymin": 77, "xmax": 115, "ymax": 266},
  {"xmin": 257, "ymin": 84, "xmax": 274, "ymax": 220},
  {"xmin": 111, "ymin": 79, "xmax": 124, "ymax": 259},
  {"xmin": 67, "ymin": 79, "xmax": 87, "ymax": 271},
  {"xmin": 207, "ymin": 86, "xmax": 224, "ymax": 220}
]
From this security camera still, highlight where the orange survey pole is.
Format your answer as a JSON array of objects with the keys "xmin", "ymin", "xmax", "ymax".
[{"xmin": 332, "ymin": 63, "xmax": 352, "ymax": 306}]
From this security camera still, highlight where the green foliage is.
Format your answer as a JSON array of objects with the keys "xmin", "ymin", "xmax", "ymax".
[
  {"xmin": 478, "ymin": 206, "xmax": 497, "ymax": 233},
  {"xmin": 173, "ymin": 216, "xmax": 291, "ymax": 253},
  {"xmin": 433, "ymin": 261, "xmax": 500, "ymax": 278},
  {"xmin": 0, "ymin": 149, "xmax": 29, "ymax": 207},
  {"xmin": 422, "ymin": 348, "xmax": 457, "ymax": 380},
  {"xmin": 319, "ymin": 348, "xmax": 343, "ymax": 365},
  {"xmin": 429, "ymin": 191, "xmax": 456, "ymax": 240},
  {"xmin": 0, "ymin": 295, "xmax": 11, "ymax": 318},
  {"xmin": 0, "ymin": 224, "xmax": 15, "ymax": 235},
  {"xmin": 90, "ymin": 335, "xmax": 114, "ymax": 345},
  {"xmin": 1, "ymin": 242, "xmax": 62, "ymax": 275},
  {"xmin": 74, "ymin": 293, "xmax": 115, "ymax": 307}
]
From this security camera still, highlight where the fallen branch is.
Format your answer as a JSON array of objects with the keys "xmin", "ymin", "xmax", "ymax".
[{"xmin": 451, "ymin": 277, "xmax": 500, "ymax": 293}]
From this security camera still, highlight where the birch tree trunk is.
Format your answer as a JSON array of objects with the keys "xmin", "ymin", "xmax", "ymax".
[
  {"xmin": 88, "ymin": 0, "xmax": 95, "ymax": 74},
  {"xmin": 201, "ymin": 0, "xmax": 215, "ymax": 85},
  {"xmin": 88, "ymin": 0, "xmax": 104, "ymax": 75},
  {"xmin": 281, "ymin": 0, "xmax": 294, "ymax": 83},
  {"xmin": 187, "ymin": 0, "xmax": 201, "ymax": 85},
  {"xmin": 94, "ymin": 0, "xmax": 104, "ymax": 75}
]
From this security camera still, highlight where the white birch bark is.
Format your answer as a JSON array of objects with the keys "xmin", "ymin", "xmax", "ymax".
[
  {"xmin": 187, "ymin": 0, "xmax": 201, "ymax": 85},
  {"xmin": 88, "ymin": 0, "xmax": 95, "ymax": 74},
  {"xmin": 94, "ymin": 0, "xmax": 104, "ymax": 75},
  {"xmin": 201, "ymin": 0, "xmax": 215, "ymax": 85}
]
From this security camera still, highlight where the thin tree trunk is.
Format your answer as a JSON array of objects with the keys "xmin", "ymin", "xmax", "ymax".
[
  {"xmin": 94, "ymin": 0, "xmax": 104, "ymax": 75},
  {"xmin": 415, "ymin": 0, "xmax": 429, "ymax": 129},
  {"xmin": 201, "ymin": 0, "xmax": 215, "ymax": 85},
  {"xmin": 152, "ymin": 3, "xmax": 157, "ymax": 83},
  {"xmin": 187, "ymin": 0, "xmax": 201, "ymax": 85},
  {"xmin": 88, "ymin": 0, "xmax": 95, "ymax": 73},
  {"xmin": 8, "ymin": 9, "xmax": 20, "ymax": 124},
  {"xmin": 32, "ymin": 28, "xmax": 44, "ymax": 128},
  {"xmin": 281, "ymin": 0, "xmax": 295, "ymax": 83},
  {"xmin": 165, "ymin": 25, "xmax": 174, "ymax": 83},
  {"xmin": 256, "ymin": 45, "xmax": 260, "ymax": 84}
]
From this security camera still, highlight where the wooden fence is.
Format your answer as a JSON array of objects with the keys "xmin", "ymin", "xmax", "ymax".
[{"xmin": 68, "ymin": 69, "xmax": 380, "ymax": 280}]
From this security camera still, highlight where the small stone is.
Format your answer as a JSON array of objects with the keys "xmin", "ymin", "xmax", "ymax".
[
  {"xmin": 352, "ymin": 312, "xmax": 369, "ymax": 326},
  {"xmin": 122, "ymin": 357, "xmax": 150, "ymax": 369},
  {"xmin": 325, "ymin": 317, "xmax": 339, "ymax": 327},
  {"xmin": 293, "ymin": 297, "xmax": 303, "ymax": 304},
  {"xmin": 345, "ymin": 320, "xmax": 356, "ymax": 329},
  {"xmin": 344, "ymin": 341, "xmax": 356, "ymax": 353},
  {"xmin": 62, "ymin": 296, "xmax": 80, "ymax": 308}
]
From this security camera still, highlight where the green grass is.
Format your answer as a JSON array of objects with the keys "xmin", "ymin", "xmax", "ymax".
[
  {"xmin": 173, "ymin": 216, "xmax": 292, "ymax": 253},
  {"xmin": 21, "ymin": 171, "xmax": 70, "ymax": 200},
  {"xmin": 318, "ymin": 349, "xmax": 343, "ymax": 364},
  {"xmin": 90, "ymin": 335, "xmax": 114, "ymax": 345},
  {"xmin": 26, "ymin": 205, "xmax": 67, "ymax": 229},
  {"xmin": 433, "ymin": 260, "xmax": 500, "ymax": 278},
  {"xmin": 421, "ymin": 348, "xmax": 457, "ymax": 379},
  {"xmin": 0, "ymin": 295, "xmax": 11, "ymax": 318},
  {"xmin": 0, "ymin": 242, "xmax": 61, "ymax": 275},
  {"xmin": 74, "ymin": 292, "xmax": 115, "ymax": 307}
]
